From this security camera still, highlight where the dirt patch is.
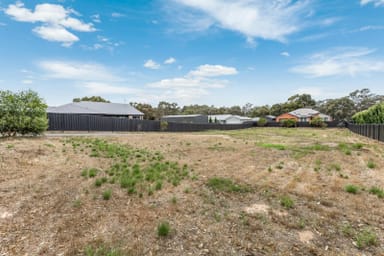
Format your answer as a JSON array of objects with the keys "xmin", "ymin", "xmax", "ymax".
[
  {"xmin": 244, "ymin": 203, "xmax": 270, "ymax": 215},
  {"xmin": 0, "ymin": 128, "xmax": 383, "ymax": 255},
  {"xmin": 298, "ymin": 230, "xmax": 315, "ymax": 244}
]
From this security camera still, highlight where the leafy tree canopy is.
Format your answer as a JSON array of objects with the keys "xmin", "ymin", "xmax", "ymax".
[
  {"xmin": 0, "ymin": 90, "xmax": 48, "ymax": 137},
  {"xmin": 73, "ymin": 96, "xmax": 110, "ymax": 103}
]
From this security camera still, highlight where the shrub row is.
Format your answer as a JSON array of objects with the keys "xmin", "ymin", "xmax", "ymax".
[{"xmin": 352, "ymin": 103, "xmax": 384, "ymax": 124}]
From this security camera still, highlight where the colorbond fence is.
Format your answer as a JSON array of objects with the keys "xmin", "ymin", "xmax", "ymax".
[
  {"xmin": 47, "ymin": 113, "xmax": 343, "ymax": 132},
  {"xmin": 346, "ymin": 123, "xmax": 384, "ymax": 142},
  {"xmin": 47, "ymin": 113, "xmax": 253, "ymax": 132},
  {"xmin": 265, "ymin": 121, "xmax": 342, "ymax": 128}
]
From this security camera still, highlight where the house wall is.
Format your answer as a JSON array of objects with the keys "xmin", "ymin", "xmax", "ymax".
[{"xmin": 276, "ymin": 113, "xmax": 298, "ymax": 122}]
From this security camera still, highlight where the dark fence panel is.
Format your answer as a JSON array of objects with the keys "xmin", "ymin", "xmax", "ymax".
[
  {"xmin": 47, "ymin": 113, "xmax": 252, "ymax": 132},
  {"xmin": 48, "ymin": 113, "xmax": 345, "ymax": 132},
  {"xmin": 265, "ymin": 121, "xmax": 342, "ymax": 128},
  {"xmin": 166, "ymin": 121, "xmax": 254, "ymax": 132},
  {"xmin": 48, "ymin": 113, "xmax": 160, "ymax": 132},
  {"xmin": 346, "ymin": 122, "xmax": 384, "ymax": 142}
]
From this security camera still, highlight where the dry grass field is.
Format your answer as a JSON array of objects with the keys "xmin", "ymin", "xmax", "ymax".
[{"xmin": 1, "ymin": 128, "xmax": 384, "ymax": 256}]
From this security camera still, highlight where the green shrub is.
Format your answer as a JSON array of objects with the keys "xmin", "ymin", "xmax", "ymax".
[
  {"xmin": 369, "ymin": 186, "xmax": 384, "ymax": 198},
  {"xmin": 310, "ymin": 117, "xmax": 327, "ymax": 128},
  {"xmin": 281, "ymin": 119, "xmax": 297, "ymax": 128},
  {"xmin": 157, "ymin": 221, "xmax": 170, "ymax": 237},
  {"xmin": 345, "ymin": 184, "xmax": 359, "ymax": 194},
  {"xmin": 0, "ymin": 90, "xmax": 48, "ymax": 136},
  {"xmin": 102, "ymin": 189, "xmax": 112, "ymax": 200},
  {"xmin": 280, "ymin": 195, "xmax": 294, "ymax": 209},
  {"xmin": 367, "ymin": 160, "xmax": 376, "ymax": 169},
  {"xmin": 160, "ymin": 121, "xmax": 168, "ymax": 131},
  {"xmin": 257, "ymin": 117, "xmax": 267, "ymax": 127},
  {"xmin": 352, "ymin": 102, "xmax": 384, "ymax": 124}
]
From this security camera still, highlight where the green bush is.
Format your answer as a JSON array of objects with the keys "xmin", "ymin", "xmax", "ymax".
[
  {"xmin": 345, "ymin": 184, "xmax": 359, "ymax": 194},
  {"xmin": 157, "ymin": 221, "xmax": 170, "ymax": 237},
  {"xmin": 310, "ymin": 117, "xmax": 327, "ymax": 128},
  {"xmin": 257, "ymin": 117, "xmax": 267, "ymax": 127},
  {"xmin": 160, "ymin": 121, "xmax": 168, "ymax": 131},
  {"xmin": 352, "ymin": 102, "xmax": 384, "ymax": 124},
  {"xmin": 281, "ymin": 119, "xmax": 297, "ymax": 128},
  {"xmin": 0, "ymin": 90, "xmax": 48, "ymax": 136},
  {"xmin": 280, "ymin": 195, "xmax": 294, "ymax": 209}
]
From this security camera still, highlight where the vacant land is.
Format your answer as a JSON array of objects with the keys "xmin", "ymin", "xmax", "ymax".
[{"xmin": 0, "ymin": 128, "xmax": 383, "ymax": 256}]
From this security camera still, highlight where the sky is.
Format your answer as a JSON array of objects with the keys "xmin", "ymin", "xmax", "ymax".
[{"xmin": 1, "ymin": 0, "xmax": 384, "ymax": 107}]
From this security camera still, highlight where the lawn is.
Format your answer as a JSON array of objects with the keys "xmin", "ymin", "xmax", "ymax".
[{"xmin": 0, "ymin": 127, "xmax": 383, "ymax": 255}]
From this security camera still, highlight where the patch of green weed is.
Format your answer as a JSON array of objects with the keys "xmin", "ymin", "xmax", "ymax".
[
  {"xmin": 157, "ymin": 221, "xmax": 171, "ymax": 237},
  {"xmin": 207, "ymin": 177, "xmax": 250, "ymax": 193},
  {"xmin": 369, "ymin": 186, "xmax": 384, "ymax": 198},
  {"xmin": 280, "ymin": 195, "xmax": 294, "ymax": 209},
  {"xmin": 367, "ymin": 160, "xmax": 376, "ymax": 169},
  {"xmin": 345, "ymin": 184, "xmax": 359, "ymax": 194},
  {"xmin": 355, "ymin": 228, "xmax": 377, "ymax": 249},
  {"xmin": 102, "ymin": 189, "xmax": 112, "ymax": 200}
]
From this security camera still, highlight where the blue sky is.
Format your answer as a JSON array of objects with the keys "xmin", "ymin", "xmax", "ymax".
[{"xmin": 1, "ymin": 0, "xmax": 384, "ymax": 107}]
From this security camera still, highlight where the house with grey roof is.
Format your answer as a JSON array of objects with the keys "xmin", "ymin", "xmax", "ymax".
[
  {"xmin": 276, "ymin": 108, "xmax": 332, "ymax": 122},
  {"xmin": 47, "ymin": 101, "xmax": 144, "ymax": 119},
  {"xmin": 209, "ymin": 114, "xmax": 252, "ymax": 124}
]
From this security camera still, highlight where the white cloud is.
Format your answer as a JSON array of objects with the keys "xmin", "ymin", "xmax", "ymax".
[
  {"xmin": 170, "ymin": 0, "xmax": 311, "ymax": 43},
  {"xmin": 144, "ymin": 59, "xmax": 160, "ymax": 69},
  {"xmin": 38, "ymin": 60, "xmax": 138, "ymax": 96},
  {"xmin": 146, "ymin": 64, "xmax": 237, "ymax": 101},
  {"xmin": 5, "ymin": 2, "xmax": 95, "ymax": 46},
  {"xmin": 33, "ymin": 25, "xmax": 79, "ymax": 46},
  {"xmin": 83, "ymin": 82, "xmax": 137, "ymax": 94},
  {"xmin": 39, "ymin": 60, "xmax": 121, "ymax": 81},
  {"xmin": 164, "ymin": 57, "xmax": 176, "ymax": 64},
  {"xmin": 0, "ymin": 22, "xmax": 6, "ymax": 26},
  {"xmin": 360, "ymin": 0, "xmax": 384, "ymax": 6},
  {"xmin": 82, "ymin": 36, "xmax": 122, "ymax": 51},
  {"xmin": 320, "ymin": 17, "xmax": 341, "ymax": 26},
  {"xmin": 281, "ymin": 51, "xmax": 290, "ymax": 57},
  {"xmin": 111, "ymin": 12, "xmax": 125, "ymax": 18},
  {"xmin": 148, "ymin": 77, "xmax": 227, "ymax": 89},
  {"xmin": 22, "ymin": 79, "xmax": 33, "ymax": 84},
  {"xmin": 291, "ymin": 47, "xmax": 384, "ymax": 77},
  {"xmin": 91, "ymin": 14, "xmax": 101, "ymax": 23},
  {"xmin": 358, "ymin": 25, "xmax": 384, "ymax": 31},
  {"xmin": 188, "ymin": 64, "xmax": 238, "ymax": 77}
]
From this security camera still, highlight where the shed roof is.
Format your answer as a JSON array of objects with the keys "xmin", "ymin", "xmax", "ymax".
[{"xmin": 47, "ymin": 102, "xmax": 144, "ymax": 116}]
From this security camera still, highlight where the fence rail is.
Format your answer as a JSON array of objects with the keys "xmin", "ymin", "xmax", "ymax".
[
  {"xmin": 47, "ymin": 114, "xmax": 343, "ymax": 132},
  {"xmin": 346, "ymin": 123, "xmax": 384, "ymax": 142}
]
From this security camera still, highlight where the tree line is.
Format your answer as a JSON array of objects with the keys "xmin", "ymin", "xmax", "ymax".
[{"xmin": 128, "ymin": 88, "xmax": 384, "ymax": 121}]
